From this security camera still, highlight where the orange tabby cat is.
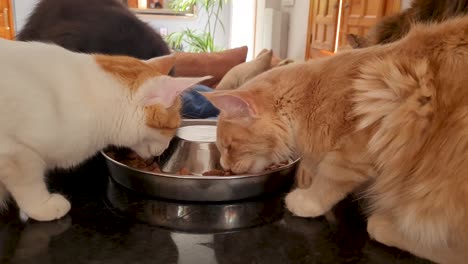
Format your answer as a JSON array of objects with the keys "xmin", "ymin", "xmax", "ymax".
[{"xmin": 202, "ymin": 17, "xmax": 468, "ymax": 263}]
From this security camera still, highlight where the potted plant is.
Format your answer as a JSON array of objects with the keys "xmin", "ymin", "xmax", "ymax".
[{"xmin": 166, "ymin": 0, "xmax": 229, "ymax": 52}]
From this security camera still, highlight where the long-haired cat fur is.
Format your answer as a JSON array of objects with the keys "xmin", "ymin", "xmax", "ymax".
[
  {"xmin": 0, "ymin": 38, "xmax": 209, "ymax": 221},
  {"xmin": 17, "ymin": 0, "xmax": 171, "ymax": 61},
  {"xmin": 347, "ymin": 0, "xmax": 468, "ymax": 48},
  {"xmin": 201, "ymin": 17, "xmax": 468, "ymax": 263}
]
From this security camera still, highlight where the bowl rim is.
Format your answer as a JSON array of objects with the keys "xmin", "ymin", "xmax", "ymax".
[
  {"xmin": 175, "ymin": 124, "xmax": 218, "ymax": 143},
  {"xmin": 101, "ymin": 150, "xmax": 301, "ymax": 180}
]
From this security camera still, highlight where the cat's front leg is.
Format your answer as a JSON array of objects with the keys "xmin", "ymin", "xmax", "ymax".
[
  {"xmin": 295, "ymin": 154, "xmax": 318, "ymax": 188},
  {"xmin": 285, "ymin": 150, "xmax": 371, "ymax": 218},
  {"xmin": 0, "ymin": 151, "xmax": 70, "ymax": 221}
]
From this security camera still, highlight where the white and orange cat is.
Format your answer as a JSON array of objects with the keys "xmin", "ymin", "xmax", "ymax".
[
  {"xmin": 202, "ymin": 17, "xmax": 468, "ymax": 263},
  {"xmin": 0, "ymin": 38, "xmax": 209, "ymax": 221}
]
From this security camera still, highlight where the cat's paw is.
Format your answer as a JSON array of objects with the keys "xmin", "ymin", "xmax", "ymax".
[
  {"xmin": 25, "ymin": 194, "xmax": 71, "ymax": 221},
  {"xmin": 285, "ymin": 188, "xmax": 326, "ymax": 218},
  {"xmin": 366, "ymin": 214, "xmax": 398, "ymax": 248}
]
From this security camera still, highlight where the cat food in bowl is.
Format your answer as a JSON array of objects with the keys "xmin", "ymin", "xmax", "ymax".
[
  {"xmin": 106, "ymin": 149, "xmax": 290, "ymax": 177},
  {"xmin": 102, "ymin": 119, "xmax": 299, "ymax": 202}
]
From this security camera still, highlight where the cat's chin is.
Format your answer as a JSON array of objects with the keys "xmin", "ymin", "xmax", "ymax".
[
  {"xmin": 131, "ymin": 143, "xmax": 168, "ymax": 160},
  {"xmin": 247, "ymin": 167, "xmax": 265, "ymax": 174},
  {"xmin": 135, "ymin": 152, "xmax": 151, "ymax": 160},
  {"xmin": 131, "ymin": 147, "xmax": 153, "ymax": 160},
  {"xmin": 245, "ymin": 155, "xmax": 291, "ymax": 174},
  {"xmin": 230, "ymin": 157, "xmax": 270, "ymax": 174}
]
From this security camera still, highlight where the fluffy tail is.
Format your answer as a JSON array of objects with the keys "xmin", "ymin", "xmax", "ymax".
[{"xmin": 353, "ymin": 57, "xmax": 435, "ymax": 171}]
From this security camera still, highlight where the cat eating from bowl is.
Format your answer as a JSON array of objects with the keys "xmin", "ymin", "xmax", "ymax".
[
  {"xmin": 201, "ymin": 16, "xmax": 468, "ymax": 264},
  {"xmin": 0, "ymin": 38, "xmax": 210, "ymax": 221}
]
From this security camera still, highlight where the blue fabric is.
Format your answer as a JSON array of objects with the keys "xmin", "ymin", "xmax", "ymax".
[{"xmin": 181, "ymin": 85, "xmax": 219, "ymax": 119}]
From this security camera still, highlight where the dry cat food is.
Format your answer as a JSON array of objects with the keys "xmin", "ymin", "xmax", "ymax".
[
  {"xmin": 202, "ymin": 169, "xmax": 233, "ymax": 176},
  {"xmin": 177, "ymin": 167, "xmax": 191, "ymax": 175},
  {"xmin": 266, "ymin": 160, "xmax": 289, "ymax": 170},
  {"xmin": 106, "ymin": 150, "xmax": 161, "ymax": 173},
  {"xmin": 106, "ymin": 150, "xmax": 290, "ymax": 176},
  {"xmin": 201, "ymin": 161, "xmax": 289, "ymax": 176}
]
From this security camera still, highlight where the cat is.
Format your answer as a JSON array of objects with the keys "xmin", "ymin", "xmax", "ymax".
[
  {"xmin": 201, "ymin": 17, "xmax": 468, "ymax": 263},
  {"xmin": 16, "ymin": 0, "xmax": 225, "ymax": 119},
  {"xmin": 347, "ymin": 0, "xmax": 468, "ymax": 48},
  {"xmin": 16, "ymin": 0, "xmax": 171, "ymax": 61},
  {"xmin": 0, "ymin": 38, "xmax": 209, "ymax": 221},
  {"xmin": 216, "ymin": 49, "xmax": 295, "ymax": 91},
  {"xmin": 215, "ymin": 50, "xmax": 274, "ymax": 91}
]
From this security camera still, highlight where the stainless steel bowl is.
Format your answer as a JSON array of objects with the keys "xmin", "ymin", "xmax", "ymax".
[
  {"xmin": 102, "ymin": 119, "xmax": 299, "ymax": 202},
  {"xmin": 158, "ymin": 124, "xmax": 220, "ymax": 175},
  {"xmin": 105, "ymin": 178, "xmax": 285, "ymax": 233}
]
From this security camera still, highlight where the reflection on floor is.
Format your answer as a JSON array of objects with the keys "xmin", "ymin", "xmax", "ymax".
[{"xmin": 0, "ymin": 156, "xmax": 431, "ymax": 263}]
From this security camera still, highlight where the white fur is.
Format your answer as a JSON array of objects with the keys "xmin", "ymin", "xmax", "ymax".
[{"xmin": 0, "ymin": 39, "xmax": 193, "ymax": 221}]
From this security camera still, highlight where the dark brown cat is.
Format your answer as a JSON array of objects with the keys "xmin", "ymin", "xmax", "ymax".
[
  {"xmin": 348, "ymin": 0, "xmax": 468, "ymax": 48},
  {"xmin": 17, "ymin": 0, "xmax": 171, "ymax": 60}
]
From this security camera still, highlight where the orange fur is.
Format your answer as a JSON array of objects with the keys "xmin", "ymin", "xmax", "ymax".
[
  {"xmin": 94, "ymin": 54, "xmax": 175, "ymax": 91},
  {"xmin": 204, "ymin": 17, "xmax": 468, "ymax": 263},
  {"xmin": 95, "ymin": 55, "xmax": 158, "ymax": 91},
  {"xmin": 95, "ymin": 54, "xmax": 182, "ymax": 132},
  {"xmin": 144, "ymin": 97, "xmax": 181, "ymax": 132}
]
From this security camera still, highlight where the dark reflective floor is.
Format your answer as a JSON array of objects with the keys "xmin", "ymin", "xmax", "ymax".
[{"xmin": 0, "ymin": 156, "xmax": 431, "ymax": 264}]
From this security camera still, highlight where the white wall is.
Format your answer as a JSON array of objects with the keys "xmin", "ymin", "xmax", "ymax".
[
  {"xmin": 229, "ymin": 0, "xmax": 255, "ymax": 60},
  {"xmin": 13, "ymin": 0, "xmax": 39, "ymax": 32},
  {"xmin": 282, "ymin": 1, "xmax": 310, "ymax": 61},
  {"xmin": 254, "ymin": 0, "xmax": 266, "ymax": 56},
  {"xmin": 254, "ymin": 0, "xmax": 310, "ymax": 61},
  {"xmin": 265, "ymin": 0, "xmax": 281, "ymax": 10}
]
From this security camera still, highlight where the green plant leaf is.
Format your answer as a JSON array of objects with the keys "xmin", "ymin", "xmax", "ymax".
[{"xmin": 168, "ymin": 0, "xmax": 230, "ymax": 52}]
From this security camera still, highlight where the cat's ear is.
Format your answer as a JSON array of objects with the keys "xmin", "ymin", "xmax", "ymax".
[
  {"xmin": 145, "ymin": 54, "xmax": 177, "ymax": 75},
  {"xmin": 140, "ymin": 76, "xmax": 212, "ymax": 108},
  {"xmin": 201, "ymin": 92, "xmax": 256, "ymax": 118}
]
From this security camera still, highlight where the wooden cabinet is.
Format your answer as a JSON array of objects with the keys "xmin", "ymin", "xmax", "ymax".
[
  {"xmin": 0, "ymin": 0, "xmax": 14, "ymax": 40},
  {"xmin": 338, "ymin": 0, "xmax": 387, "ymax": 48},
  {"xmin": 305, "ymin": 0, "xmax": 401, "ymax": 59},
  {"xmin": 309, "ymin": 0, "xmax": 340, "ymax": 52}
]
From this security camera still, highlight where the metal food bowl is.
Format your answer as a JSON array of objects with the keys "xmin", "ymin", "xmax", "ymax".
[
  {"xmin": 102, "ymin": 119, "xmax": 299, "ymax": 202},
  {"xmin": 105, "ymin": 178, "xmax": 286, "ymax": 233},
  {"xmin": 158, "ymin": 124, "xmax": 220, "ymax": 175}
]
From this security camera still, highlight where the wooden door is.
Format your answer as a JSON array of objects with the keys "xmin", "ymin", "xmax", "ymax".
[
  {"xmin": 305, "ymin": 0, "xmax": 402, "ymax": 59},
  {"xmin": 306, "ymin": 0, "xmax": 340, "ymax": 59},
  {"xmin": 338, "ymin": 0, "xmax": 400, "ymax": 49},
  {"xmin": 127, "ymin": 0, "xmax": 138, "ymax": 8},
  {"xmin": 0, "ymin": 0, "xmax": 14, "ymax": 40}
]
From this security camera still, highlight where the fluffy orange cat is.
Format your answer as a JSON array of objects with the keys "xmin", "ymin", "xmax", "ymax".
[{"xmin": 202, "ymin": 17, "xmax": 468, "ymax": 263}]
